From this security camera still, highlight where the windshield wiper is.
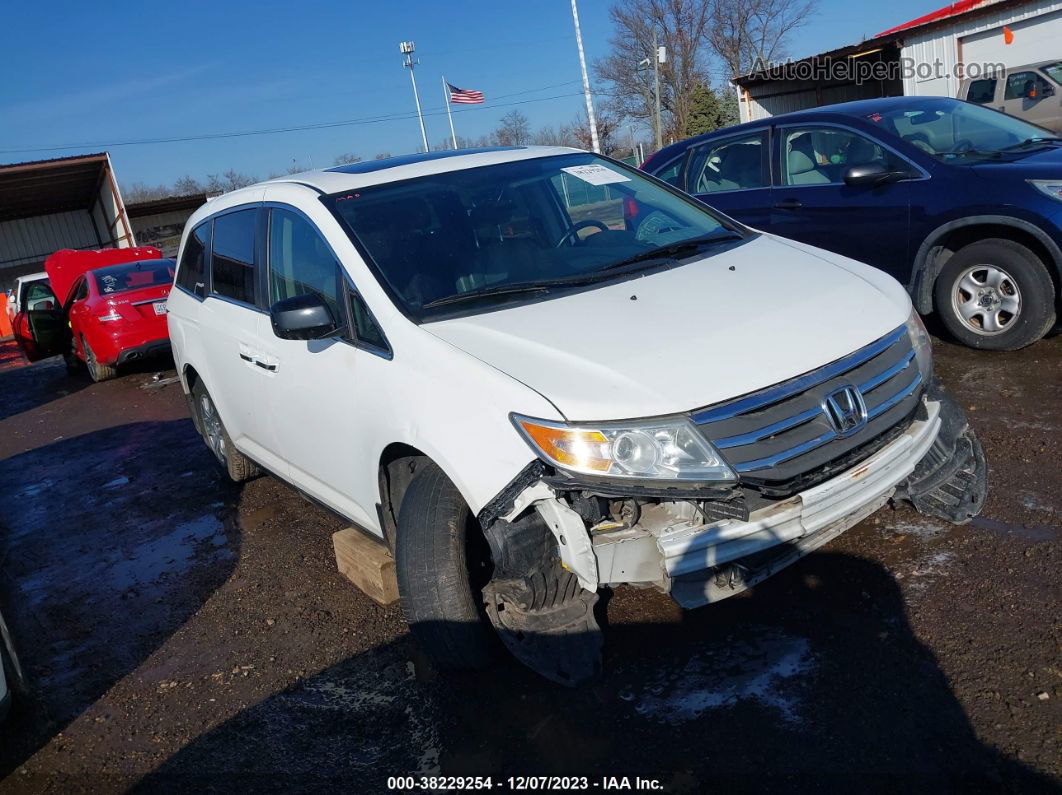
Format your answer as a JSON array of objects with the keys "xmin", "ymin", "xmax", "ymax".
[
  {"xmin": 421, "ymin": 281, "xmax": 556, "ymax": 309},
  {"xmin": 600, "ymin": 231, "xmax": 745, "ymax": 272},
  {"xmin": 998, "ymin": 136, "xmax": 1062, "ymax": 152}
]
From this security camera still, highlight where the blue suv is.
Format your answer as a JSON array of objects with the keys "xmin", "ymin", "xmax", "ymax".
[{"xmin": 642, "ymin": 96, "xmax": 1062, "ymax": 350}]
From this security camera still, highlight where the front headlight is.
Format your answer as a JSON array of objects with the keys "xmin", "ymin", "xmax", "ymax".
[
  {"xmin": 1028, "ymin": 179, "xmax": 1062, "ymax": 202},
  {"xmin": 512, "ymin": 414, "xmax": 737, "ymax": 483},
  {"xmin": 905, "ymin": 308, "xmax": 933, "ymax": 383}
]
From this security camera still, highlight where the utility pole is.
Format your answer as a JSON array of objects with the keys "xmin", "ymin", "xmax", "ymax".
[
  {"xmin": 400, "ymin": 41, "xmax": 429, "ymax": 153},
  {"xmin": 570, "ymin": 0, "xmax": 600, "ymax": 153},
  {"xmin": 652, "ymin": 29, "xmax": 663, "ymax": 150}
]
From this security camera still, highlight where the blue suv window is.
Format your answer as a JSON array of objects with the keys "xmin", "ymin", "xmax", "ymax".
[
  {"xmin": 687, "ymin": 132, "xmax": 768, "ymax": 194},
  {"xmin": 783, "ymin": 127, "xmax": 906, "ymax": 185}
]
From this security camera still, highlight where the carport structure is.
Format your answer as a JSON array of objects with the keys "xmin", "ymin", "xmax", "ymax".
[{"xmin": 0, "ymin": 152, "xmax": 134, "ymax": 291}]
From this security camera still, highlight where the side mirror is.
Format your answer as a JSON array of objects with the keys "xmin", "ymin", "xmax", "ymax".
[
  {"xmin": 844, "ymin": 163, "xmax": 910, "ymax": 187},
  {"xmin": 270, "ymin": 293, "xmax": 338, "ymax": 340}
]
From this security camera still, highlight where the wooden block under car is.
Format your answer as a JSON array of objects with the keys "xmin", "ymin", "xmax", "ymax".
[{"xmin": 332, "ymin": 527, "xmax": 400, "ymax": 606}]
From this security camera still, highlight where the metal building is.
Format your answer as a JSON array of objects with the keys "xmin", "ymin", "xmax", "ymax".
[
  {"xmin": 0, "ymin": 152, "xmax": 134, "ymax": 291},
  {"xmin": 734, "ymin": 0, "xmax": 1062, "ymax": 123},
  {"xmin": 127, "ymin": 193, "xmax": 209, "ymax": 258}
]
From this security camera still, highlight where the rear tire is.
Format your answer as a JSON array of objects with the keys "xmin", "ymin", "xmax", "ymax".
[
  {"xmin": 934, "ymin": 239, "xmax": 1056, "ymax": 351},
  {"xmin": 83, "ymin": 338, "xmax": 117, "ymax": 382},
  {"xmin": 395, "ymin": 463, "xmax": 494, "ymax": 671},
  {"xmin": 191, "ymin": 381, "xmax": 258, "ymax": 482}
]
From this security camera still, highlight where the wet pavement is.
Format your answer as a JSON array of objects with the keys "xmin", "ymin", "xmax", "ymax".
[{"xmin": 0, "ymin": 334, "xmax": 1059, "ymax": 793}]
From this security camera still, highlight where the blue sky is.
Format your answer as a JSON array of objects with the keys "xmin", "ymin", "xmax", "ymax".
[{"xmin": 0, "ymin": 0, "xmax": 938, "ymax": 187}]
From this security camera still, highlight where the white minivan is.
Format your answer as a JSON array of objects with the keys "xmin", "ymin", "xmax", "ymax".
[{"xmin": 168, "ymin": 147, "xmax": 987, "ymax": 684}]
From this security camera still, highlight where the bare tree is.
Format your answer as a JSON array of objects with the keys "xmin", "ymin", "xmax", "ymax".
[
  {"xmin": 708, "ymin": 0, "xmax": 816, "ymax": 78},
  {"xmin": 173, "ymin": 176, "xmax": 203, "ymax": 195},
  {"xmin": 373, "ymin": 152, "xmax": 393, "ymax": 160},
  {"xmin": 594, "ymin": 0, "xmax": 713, "ymax": 143},
  {"xmin": 531, "ymin": 123, "xmax": 579, "ymax": 147},
  {"xmin": 494, "ymin": 110, "xmax": 531, "ymax": 146},
  {"xmin": 333, "ymin": 152, "xmax": 362, "ymax": 165},
  {"xmin": 121, "ymin": 182, "xmax": 171, "ymax": 203},
  {"xmin": 206, "ymin": 170, "xmax": 257, "ymax": 193},
  {"xmin": 570, "ymin": 108, "xmax": 624, "ymax": 155}
]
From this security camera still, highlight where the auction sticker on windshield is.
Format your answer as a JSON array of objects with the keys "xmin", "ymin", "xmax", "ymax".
[{"xmin": 560, "ymin": 164, "xmax": 630, "ymax": 186}]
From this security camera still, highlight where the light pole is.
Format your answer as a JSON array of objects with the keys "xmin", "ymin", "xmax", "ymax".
[
  {"xmin": 400, "ymin": 41, "xmax": 429, "ymax": 153},
  {"xmin": 638, "ymin": 34, "xmax": 665, "ymax": 151},
  {"xmin": 651, "ymin": 31, "xmax": 664, "ymax": 150},
  {"xmin": 570, "ymin": 0, "xmax": 600, "ymax": 153}
]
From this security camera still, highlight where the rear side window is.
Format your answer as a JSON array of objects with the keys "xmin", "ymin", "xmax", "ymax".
[
  {"xmin": 176, "ymin": 223, "xmax": 209, "ymax": 298},
  {"xmin": 652, "ymin": 157, "xmax": 685, "ymax": 188},
  {"xmin": 966, "ymin": 78, "xmax": 997, "ymax": 104},
  {"xmin": 211, "ymin": 209, "xmax": 257, "ymax": 305},
  {"xmin": 268, "ymin": 208, "xmax": 340, "ymax": 320},
  {"xmin": 687, "ymin": 133, "xmax": 768, "ymax": 194}
]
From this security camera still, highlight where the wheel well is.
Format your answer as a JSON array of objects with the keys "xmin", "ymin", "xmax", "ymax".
[
  {"xmin": 182, "ymin": 365, "xmax": 202, "ymax": 433},
  {"xmin": 183, "ymin": 363, "xmax": 200, "ymax": 393},
  {"xmin": 919, "ymin": 223, "xmax": 1061, "ymax": 313},
  {"xmin": 378, "ymin": 443, "xmax": 430, "ymax": 550}
]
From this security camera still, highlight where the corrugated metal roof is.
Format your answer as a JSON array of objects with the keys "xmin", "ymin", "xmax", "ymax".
[
  {"xmin": 0, "ymin": 152, "xmax": 108, "ymax": 172},
  {"xmin": 877, "ymin": 0, "xmax": 995, "ymax": 36},
  {"xmin": 0, "ymin": 153, "xmax": 112, "ymax": 221}
]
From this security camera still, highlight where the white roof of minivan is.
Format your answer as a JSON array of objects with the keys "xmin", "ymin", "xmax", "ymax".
[
  {"xmin": 187, "ymin": 146, "xmax": 585, "ymax": 228},
  {"xmin": 271, "ymin": 145, "xmax": 582, "ymax": 194}
]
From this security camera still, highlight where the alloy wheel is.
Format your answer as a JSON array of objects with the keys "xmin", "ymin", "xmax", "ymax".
[
  {"xmin": 951, "ymin": 263, "xmax": 1022, "ymax": 336},
  {"xmin": 199, "ymin": 394, "xmax": 227, "ymax": 464}
]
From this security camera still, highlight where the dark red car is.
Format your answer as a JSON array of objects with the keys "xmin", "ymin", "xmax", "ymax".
[{"xmin": 13, "ymin": 246, "xmax": 175, "ymax": 381}]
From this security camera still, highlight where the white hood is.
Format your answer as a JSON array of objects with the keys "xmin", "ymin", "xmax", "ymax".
[{"xmin": 425, "ymin": 234, "xmax": 911, "ymax": 421}]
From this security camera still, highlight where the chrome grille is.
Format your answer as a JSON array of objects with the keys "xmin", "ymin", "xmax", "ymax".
[{"xmin": 693, "ymin": 325, "xmax": 922, "ymax": 490}]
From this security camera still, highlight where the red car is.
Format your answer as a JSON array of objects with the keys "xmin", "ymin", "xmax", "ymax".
[{"xmin": 13, "ymin": 247, "xmax": 175, "ymax": 382}]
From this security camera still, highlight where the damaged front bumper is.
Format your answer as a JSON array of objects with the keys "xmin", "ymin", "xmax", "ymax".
[
  {"xmin": 478, "ymin": 381, "xmax": 986, "ymax": 682},
  {"xmin": 489, "ymin": 382, "xmax": 986, "ymax": 605}
]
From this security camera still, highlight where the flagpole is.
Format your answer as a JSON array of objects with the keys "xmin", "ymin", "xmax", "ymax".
[{"xmin": 443, "ymin": 76, "xmax": 458, "ymax": 149}]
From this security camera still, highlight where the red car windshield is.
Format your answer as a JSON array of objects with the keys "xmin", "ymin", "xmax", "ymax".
[{"xmin": 92, "ymin": 260, "xmax": 175, "ymax": 296}]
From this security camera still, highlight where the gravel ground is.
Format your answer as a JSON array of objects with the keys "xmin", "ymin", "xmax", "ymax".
[{"xmin": 0, "ymin": 335, "xmax": 1059, "ymax": 793}]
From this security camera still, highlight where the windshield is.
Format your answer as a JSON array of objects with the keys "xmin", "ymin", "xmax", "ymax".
[
  {"xmin": 870, "ymin": 99, "xmax": 1057, "ymax": 160},
  {"xmin": 92, "ymin": 260, "xmax": 175, "ymax": 295},
  {"xmin": 325, "ymin": 153, "xmax": 744, "ymax": 319}
]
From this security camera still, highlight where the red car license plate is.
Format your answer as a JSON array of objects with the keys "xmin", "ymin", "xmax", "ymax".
[{"xmin": 153, "ymin": 302, "xmax": 167, "ymax": 315}]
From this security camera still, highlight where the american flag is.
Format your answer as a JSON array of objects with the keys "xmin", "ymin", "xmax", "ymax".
[{"xmin": 448, "ymin": 83, "xmax": 485, "ymax": 104}]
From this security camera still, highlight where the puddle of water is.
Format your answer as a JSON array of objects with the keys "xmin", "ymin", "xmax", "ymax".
[
  {"xmin": 629, "ymin": 630, "xmax": 815, "ymax": 725},
  {"xmin": 15, "ymin": 479, "xmax": 54, "ymax": 498},
  {"xmin": 970, "ymin": 516, "xmax": 1056, "ymax": 543},
  {"xmin": 107, "ymin": 515, "xmax": 227, "ymax": 590}
]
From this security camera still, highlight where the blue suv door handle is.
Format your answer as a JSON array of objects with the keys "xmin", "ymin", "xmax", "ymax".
[{"xmin": 773, "ymin": 199, "xmax": 803, "ymax": 210}]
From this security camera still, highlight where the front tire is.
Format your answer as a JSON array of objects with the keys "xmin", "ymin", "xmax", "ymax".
[
  {"xmin": 395, "ymin": 464, "xmax": 495, "ymax": 671},
  {"xmin": 191, "ymin": 381, "xmax": 258, "ymax": 482},
  {"xmin": 934, "ymin": 239, "xmax": 1056, "ymax": 351}
]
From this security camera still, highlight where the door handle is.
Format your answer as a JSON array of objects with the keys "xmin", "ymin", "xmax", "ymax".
[
  {"xmin": 773, "ymin": 199, "xmax": 803, "ymax": 210},
  {"xmin": 254, "ymin": 355, "xmax": 278, "ymax": 373}
]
